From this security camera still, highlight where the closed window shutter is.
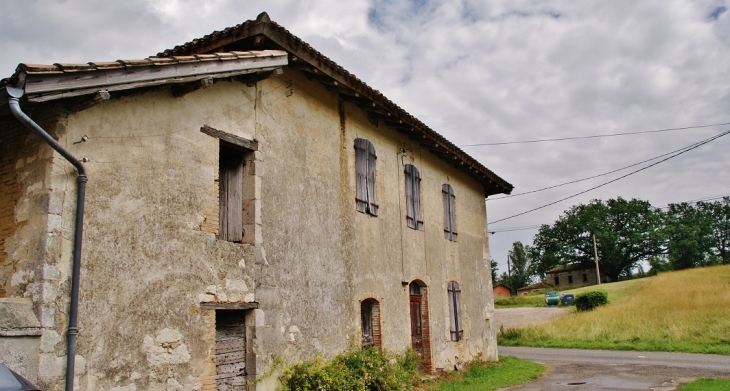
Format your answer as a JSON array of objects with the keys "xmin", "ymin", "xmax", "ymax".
[
  {"xmin": 405, "ymin": 165, "xmax": 415, "ymax": 228},
  {"xmin": 414, "ymin": 169, "xmax": 423, "ymax": 230},
  {"xmin": 220, "ymin": 145, "xmax": 243, "ymax": 242},
  {"xmin": 354, "ymin": 139, "xmax": 369, "ymax": 213},
  {"xmin": 443, "ymin": 184, "xmax": 456, "ymax": 240},
  {"xmin": 449, "ymin": 189, "xmax": 457, "ymax": 241},
  {"xmin": 366, "ymin": 142, "xmax": 378, "ymax": 216},
  {"xmin": 448, "ymin": 281, "xmax": 462, "ymax": 341},
  {"xmin": 405, "ymin": 165, "xmax": 423, "ymax": 230}
]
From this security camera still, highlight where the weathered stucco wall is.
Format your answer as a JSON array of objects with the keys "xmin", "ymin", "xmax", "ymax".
[
  {"xmin": 0, "ymin": 112, "xmax": 78, "ymax": 386},
  {"xmin": 253, "ymin": 68, "xmax": 497, "ymax": 377},
  {"xmin": 2, "ymin": 65, "xmax": 498, "ymax": 390}
]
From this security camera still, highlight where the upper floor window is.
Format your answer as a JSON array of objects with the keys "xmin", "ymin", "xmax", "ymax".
[
  {"xmin": 442, "ymin": 184, "xmax": 457, "ymax": 241},
  {"xmin": 447, "ymin": 281, "xmax": 463, "ymax": 341},
  {"xmin": 219, "ymin": 143, "xmax": 244, "ymax": 242},
  {"xmin": 404, "ymin": 164, "xmax": 423, "ymax": 230},
  {"xmin": 355, "ymin": 138, "xmax": 378, "ymax": 216}
]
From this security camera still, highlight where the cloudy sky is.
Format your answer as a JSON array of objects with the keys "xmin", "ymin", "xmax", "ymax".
[{"xmin": 2, "ymin": 0, "xmax": 730, "ymax": 276}]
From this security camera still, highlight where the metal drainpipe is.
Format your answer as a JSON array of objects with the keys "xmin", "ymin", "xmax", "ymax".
[{"xmin": 3, "ymin": 85, "xmax": 87, "ymax": 391}]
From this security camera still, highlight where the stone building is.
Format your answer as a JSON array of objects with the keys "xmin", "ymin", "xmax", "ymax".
[
  {"xmin": 0, "ymin": 13, "xmax": 512, "ymax": 391},
  {"xmin": 546, "ymin": 264, "xmax": 609, "ymax": 289}
]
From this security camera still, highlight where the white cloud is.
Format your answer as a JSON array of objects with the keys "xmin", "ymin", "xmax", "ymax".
[{"xmin": 1, "ymin": 0, "xmax": 729, "ymax": 272}]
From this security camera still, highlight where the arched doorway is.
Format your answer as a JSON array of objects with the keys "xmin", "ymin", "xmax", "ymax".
[{"xmin": 409, "ymin": 280, "xmax": 433, "ymax": 372}]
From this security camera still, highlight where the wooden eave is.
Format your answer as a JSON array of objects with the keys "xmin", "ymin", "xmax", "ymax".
[
  {"xmin": 3, "ymin": 51, "xmax": 288, "ymax": 104},
  {"xmin": 157, "ymin": 13, "xmax": 513, "ymax": 196}
]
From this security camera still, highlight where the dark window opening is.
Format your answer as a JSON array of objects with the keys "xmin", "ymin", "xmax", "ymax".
[
  {"xmin": 355, "ymin": 138, "xmax": 378, "ymax": 216},
  {"xmin": 361, "ymin": 298, "xmax": 382, "ymax": 349},
  {"xmin": 568, "ymin": 275, "xmax": 573, "ymax": 284},
  {"xmin": 215, "ymin": 310, "xmax": 246, "ymax": 389},
  {"xmin": 442, "ymin": 184, "xmax": 457, "ymax": 241},
  {"xmin": 219, "ymin": 143, "xmax": 244, "ymax": 242},
  {"xmin": 554, "ymin": 276, "xmax": 560, "ymax": 286},
  {"xmin": 447, "ymin": 281, "xmax": 463, "ymax": 341},
  {"xmin": 404, "ymin": 164, "xmax": 423, "ymax": 230},
  {"xmin": 583, "ymin": 273, "xmax": 588, "ymax": 282}
]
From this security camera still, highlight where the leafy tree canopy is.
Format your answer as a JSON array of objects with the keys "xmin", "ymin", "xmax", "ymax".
[
  {"xmin": 529, "ymin": 197, "xmax": 665, "ymax": 281},
  {"xmin": 505, "ymin": 241, "xmax": 534, "ymax": 293}
]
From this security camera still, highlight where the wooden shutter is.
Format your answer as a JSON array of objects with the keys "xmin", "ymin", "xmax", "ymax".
[
  {"xmin": 405, "ymin": 165, "xmax": 423, "ymax": 230},
  {"xmin": 355, "ymin": 138, "xmax": 378, "ymax": 216},
  {"xmin": 405, "ymin": 165, "xmax": 415, "ymax": 228},
  {"xmin": 448, "ymin": 281, "xmax": 462, "ymax": 341},
  {"xmin": 413, "ymin": 168, "xmax": 423, "ymax": 230},
  {"xmin": 361, "ymin": 301, "xmax": 373, "ymax": 347},
  {"xmin": 443, "ymin": 184, "xmax": 457, "ymax": 241},
  {"xmin": 366, "ymin": 142, "xmax": 378, "ymax": 216},
  {"xmin": 220, "ymin": 145, "xmax": 243, "ymax": 242},
  {"xmin": 355, "ymin": 139, "xmax": 369, "ymax": 213}
]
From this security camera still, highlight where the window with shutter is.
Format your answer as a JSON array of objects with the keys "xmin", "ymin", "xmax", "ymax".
[
  {"xmin": 404, "ymin": 164, "xmax": 423, "ymax": 230},
  {"xmin": 442, "ymin": 184, "xmax": 457, "ymax": 241},
  {"xmin": 447, "ymin": 281, "xmax": 463, "ymax": 341},
  {"xmin": 354, "ymin": 138, "xmax": 378, "ymax": 216},
  {"xmin": 360, "ymin": 298, "xmax": 382, "ymax": 349},
  {"xmin": 219, "ymin": 143, "xmax": 244, "ymax": 242}
]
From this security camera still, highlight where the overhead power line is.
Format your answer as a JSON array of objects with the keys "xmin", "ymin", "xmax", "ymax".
[
  {"xmin": 489, "ymin": 129, "xmax": 730, "ymax": 225},
  {"xmin": 489, "ymin": 193, "xmax": 730, "ymax": 233},
  {"xmin": 461, "ymin": 122, "xmax": 730, "ymax": 147},
  {"xmin": 488, "ymin": 224, "xmax": 543, "ymax": 234},
  {"xmin": 488, "ymin": 138, "xmax": 719, "ymax": 200},
  {"xmin": 656, "ymin": 194, "xmax": 730, "ymax": 209}
]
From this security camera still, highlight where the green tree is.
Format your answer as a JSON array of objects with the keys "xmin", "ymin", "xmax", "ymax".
[
  {"xmin": 507, "ymin": 241, "xmax": 534, "ymax": 294},
  {"xmin": 490, "ymin": 258, "xmax": 499, "ymax": 283},
  {"xmin": 699, "ymin": 197, "xmax": 730, "ymax": 265},
  {"xmin": 530, "ymin": 198, "xmax": 665, "ymax": 282},
  {"xmin": 665, "ymin": 202, "xmax": 717, "ymax": 269},
  {"xmin": 497, "ymin": 272, "xmax": 511, "ymax": 288}
]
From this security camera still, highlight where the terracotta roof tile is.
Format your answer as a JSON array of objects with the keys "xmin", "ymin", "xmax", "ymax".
[
  {"xmin": 117, "ymin": 59, "xmax": 154, "ymax": 67},
  {"xmin": 19, "ymin": 64, "xmax": 63, "ymax": 73},
  {"xmin": 90, "ymin": 61, "xmax": 126, "ymax": 69},
  {"xmin": 53, "ymin": 63, "xmax": 96, "ymax": 72}
]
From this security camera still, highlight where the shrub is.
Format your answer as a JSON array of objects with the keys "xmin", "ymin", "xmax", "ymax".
[
  {"xmin": 280, "ymin": 347, "xmax": 420, "ymax": 391},
  {"xmin": 574, "ymin": 291, "xmax": 608, "ymax": 312}
]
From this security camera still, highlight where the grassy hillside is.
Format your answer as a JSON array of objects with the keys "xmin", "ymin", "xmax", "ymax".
[
  {"xmin": 499, "ymin": 265, "xmax": 730, "ymax": 355},
  {"xmin": 495, "ymin": 277, "xmax": 648, "ymax": 308}
]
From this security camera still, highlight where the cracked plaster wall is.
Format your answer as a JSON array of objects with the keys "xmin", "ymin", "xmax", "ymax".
[{"xmin": 1, "ymin": 66, "xmax": 498, "ymax": 390}]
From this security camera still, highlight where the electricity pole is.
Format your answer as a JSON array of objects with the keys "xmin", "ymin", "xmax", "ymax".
[
  {"xmin": 507, "ymin": 257, "xmax": 513, "ymax": 295},
  {"xmin": 593, "ymin": 233, "xmax": 601, "ymax": 285}
]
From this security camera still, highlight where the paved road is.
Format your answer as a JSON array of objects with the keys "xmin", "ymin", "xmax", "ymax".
[{"xmin": 498, "ymin": 346, "xmax": 730, "ymax": 390}]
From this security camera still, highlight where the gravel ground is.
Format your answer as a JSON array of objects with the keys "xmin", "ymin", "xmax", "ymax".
[{"xmin": 498, "ymin": 347, "xmax": 730, "ymax": 391}]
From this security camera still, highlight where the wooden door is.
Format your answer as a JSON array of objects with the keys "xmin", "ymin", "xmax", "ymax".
[
  {"xmin": 410, "ymin": 294, "xmax": 424, "ymax": 353},
  {"xmin": 216, "ymin": 312, "xmax": 246, "ymax": 390}
]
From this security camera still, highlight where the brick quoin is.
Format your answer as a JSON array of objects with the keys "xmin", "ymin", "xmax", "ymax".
[
  {"xmin": 371, "ymin": 301, "xmax": 382, "ymax": 349},
  {"xmin": 421, "ymin": 287, "xmax": 433, "ymax": 373}
]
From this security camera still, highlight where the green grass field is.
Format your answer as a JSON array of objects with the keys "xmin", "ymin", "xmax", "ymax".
[
  {"xmin": 499, "ymin": 265, "xmax": 730, "ymax": 355},
  {"xmin": 422, "ymin": 356, "xmax": 545, "ymax": 391},
  {"xmin": 678, "ymin": 378, "xmax": 730, "ymax": 390}
]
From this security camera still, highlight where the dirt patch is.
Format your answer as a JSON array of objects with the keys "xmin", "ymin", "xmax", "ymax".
[{"xmin": 495, "ymin": 307, "xmax": 570, "ymax": 330}]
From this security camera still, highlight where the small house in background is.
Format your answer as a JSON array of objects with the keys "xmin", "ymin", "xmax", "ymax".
[
  {"xmin": 546, "ymin": 264, "xmax": 610, "ymax": 289},
  {"xmin": 492, "ymin": 283, "xmax": 512, "ymax": 298},
  {"xmin": 516, "ymin": 281, "xmax": 554, "ymax": 295}
]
